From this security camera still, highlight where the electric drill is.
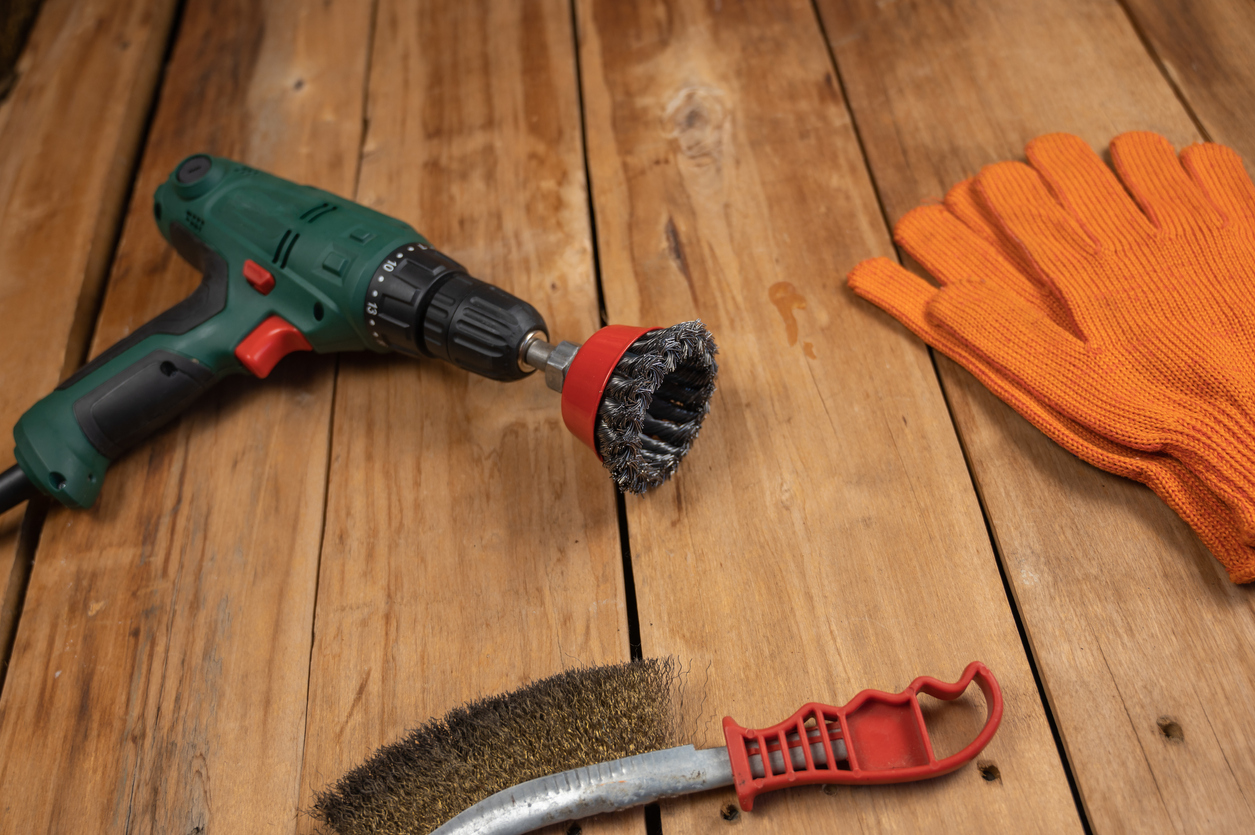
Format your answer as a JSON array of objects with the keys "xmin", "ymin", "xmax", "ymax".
[{"xmin": 0, "ymin": 154, "xmax": 717, "ymax": 514}]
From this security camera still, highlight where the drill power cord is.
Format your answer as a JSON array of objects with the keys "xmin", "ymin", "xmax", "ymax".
[{"xmin": 0, "ymin": 464, "xmax": 36, "ymax": 514}]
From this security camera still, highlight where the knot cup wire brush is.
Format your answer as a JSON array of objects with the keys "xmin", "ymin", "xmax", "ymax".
[
  {"xmin": 522, "ymin": 321, "xmax": 718, "ymax": 494},
  {"xmin": 310, "ymin": 658, "xmax": 1003, "ymax": 835}
]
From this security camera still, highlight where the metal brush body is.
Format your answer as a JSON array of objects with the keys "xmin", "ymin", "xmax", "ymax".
[
  {"xmin": 433, "ymin": 737, "xmax": 853, "ymax": 835},
  {"xmin": 432, "ymin": 746, "xmax": 731, "ymax": 835}
]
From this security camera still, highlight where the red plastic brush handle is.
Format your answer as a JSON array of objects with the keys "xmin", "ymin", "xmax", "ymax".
[
  {"xmin": 721, "ymin": 661, "xmax": 1002, "ymax": 810},
  {"xmin": 560, "ymin": 325, "xmax": 656, "ymax": 457}
]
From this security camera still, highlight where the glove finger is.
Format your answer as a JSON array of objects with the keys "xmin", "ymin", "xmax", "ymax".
[
  {"xmin": 943, "ymin": 178, "xmax": 1080, "ymax": 335},
  {"xmin": 851, "ymin": 259, "xmax": 1110, "ymax": 468},
  {"xmin": 894, "ymin": 203, "xmax": 1046, "ymax": 302},
  {"xmin": 1180, "ymin": 142, "xmax": 1255, "ymax": 225},
  {"xmin": 944, "ymin": 177, "xmax": 1036, "ymax": 273},
  {"xmin": 926, "ymin": 279, "xmax": 1103, "ymax": 424},
  {"xmin": 853, "ymin": 258, "xmax": 1141, "ymax": 472},
  {"xmin": 976, "ymin": 160, "xmax": 1098, "ymax": 283},
  {"xmin": 847, "ymin": 257, "xmax": 939, "ymax": 335},
  {"xmin": 1026, "ymin": 133, "xmax": 1156, "ymax": 248},
  {"xmin": 1110, "ymin": 131, "xmax": 1224, "ymax": 234}
]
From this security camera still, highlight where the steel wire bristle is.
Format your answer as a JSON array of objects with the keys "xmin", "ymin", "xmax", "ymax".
[{"xmin": 595, "ymin": 321, "xmax": 718, "ymax": 493}]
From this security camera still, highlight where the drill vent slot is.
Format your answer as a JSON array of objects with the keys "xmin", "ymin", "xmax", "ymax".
[
  {"xmin": 184, "ymin": 211, "xmax": 204, "ymax": 232},
  {"xmin": 299, "ymin": 202, "xmax": 338, "ymax": 223},
  {"xmin": 273, "ymin": 230, "xmax": 300, "ymax": 268}
]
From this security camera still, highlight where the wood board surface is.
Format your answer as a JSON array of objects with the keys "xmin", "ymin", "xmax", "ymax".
[
  {"xmin": 0, "ymin": 0, "xmax": 1252, "ymax": 832},
  {"xmin": 817, "ymin": 0, "xmax": 1255, "ymax": 831},
  {"xmin": 577, "ymin": 0, "xmax": 1079, "ymax": 831},
  {"xmin": 1120, "ymin": 0, "xmax": 1255, "ymax": 149},
  {"xmin": 0, "ymin": 0, "xmax": 372, "ymax": 831},
  {"xmin": 294, "ymin": 2, "xmax": 636, "ymax": 833},
  {"xmin": 0, "ymin": 0, "xmax": 178, "ymax": 687}
]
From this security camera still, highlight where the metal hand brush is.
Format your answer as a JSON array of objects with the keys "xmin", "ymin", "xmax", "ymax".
[{"xmin": 310, "ymin": 658, "xmax": 1003, "ymax": 835}]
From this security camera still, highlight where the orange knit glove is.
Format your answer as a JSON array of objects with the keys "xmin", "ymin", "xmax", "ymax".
[
  {"xmin": 867, "ymin": 132, "xmax": 1255, "ymax": 544},
  {"xmin": 847, "ymin": 137, "xmax": 1255, "ymax": 584}
]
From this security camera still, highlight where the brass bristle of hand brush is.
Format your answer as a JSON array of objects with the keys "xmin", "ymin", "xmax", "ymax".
[{"xmin": 310, "ymin": 658, "xmax": 691, "ymax": 835}]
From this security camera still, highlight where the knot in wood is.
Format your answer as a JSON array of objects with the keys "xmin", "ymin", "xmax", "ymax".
[{"xmin": 663, "ymin": 86, "xmax": 728, "ymax": 162}]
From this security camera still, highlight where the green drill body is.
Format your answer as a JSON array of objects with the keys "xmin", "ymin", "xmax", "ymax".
[{"xmin": 12, "ymin": 154, "xmax": 545, "ymax": 508}]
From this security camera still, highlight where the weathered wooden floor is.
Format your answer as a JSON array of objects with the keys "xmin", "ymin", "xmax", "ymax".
[{"xmin": 0, "ymin": 1, "xmax": 1252, "ymax": 832}]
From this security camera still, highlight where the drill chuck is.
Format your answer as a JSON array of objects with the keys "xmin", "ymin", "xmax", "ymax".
[{"xmin": 365, "ymin": 244, "xmax": 546, "ymax": 382}]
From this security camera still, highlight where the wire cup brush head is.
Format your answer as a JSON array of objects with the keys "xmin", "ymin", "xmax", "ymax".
[{"xmin": 524, "ymin": 321, "xmax": 718, "ymax": 493}]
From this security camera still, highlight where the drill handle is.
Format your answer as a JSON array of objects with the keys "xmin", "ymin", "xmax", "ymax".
[{"xmin": 12, "ymin": 229, "xmax": 250, "ymax": 508}]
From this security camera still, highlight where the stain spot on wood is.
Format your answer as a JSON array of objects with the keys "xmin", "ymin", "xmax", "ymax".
[
  {"xmin": 87, "ymin": 599, "xmax": 106, "ymax": 617},
  {"xmin": 1157, "ymin": 716, "xmax": 1184, "ymax": 743},
  {"xmin": 769, "ymin": 281, "xmax": 807, "ymax": 345},
  {"xmin": 347, "ymin": 669, "xmax": 372, "ymax": 720},
  {"xmin": 821, "ymin": 71, "xmax": 841, "ymax": 101},
  {"xmin": 663, "ymin": 86, "xmax": 728, "ymax": 162},
  {"xmin": 293, "ymin": 78, "xmax": 305, "ymax": 91},
  {"xmin": 803, "ymin": 341, "xmax": 817, "ymax": 359},
  {"xmin": 664, "ymin": 216, "xmax": 690, "ymax": 280},
  {"xmin": 977, "ymin": 760, "xmax": 1001, "ymax": 782},
  {"xmin": 720, "ymin": 803, "xmax": 740, "ymax": 821}
]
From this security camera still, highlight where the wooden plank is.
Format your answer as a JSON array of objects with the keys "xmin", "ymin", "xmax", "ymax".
[
  {"xmin": 0, "ymin": 0, "xmax": 178, "ymax": 686},
  {"xmin": 817, "ymin": 0, "xmax": 1255, "ymax": 830},
  {"xmin": 1120, "ymin": 0, "xmax": 1255, "ymax": 151},
  {"xmin": 0, "ymin": 0, "xmax": 42, "ymax": 97},
  {"xmin": 295, "ymin": 1, "xmax": 636, "ymax": 833},
  {"xmin": 0, "ymin": 0, "xmax": 372, "ymax": 831},
  {"xmin": 577, "ymin": 0, "xmax": 1080, "ymax": 831}
]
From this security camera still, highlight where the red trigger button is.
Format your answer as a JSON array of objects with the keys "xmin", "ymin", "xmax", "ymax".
[
  {"xmin": 243, "ymin": 259, "xmax": 275, "ymax": 294},
  {"xmin": 235, "ymin": 315, "xmax": 312, "ymax": 377}
]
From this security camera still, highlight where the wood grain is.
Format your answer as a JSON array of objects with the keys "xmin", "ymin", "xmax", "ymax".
[
  {"xmin": 578, "ymin": 0, "xmax": 1080, "ymax": 831},
  {"xmin": 0, "ymin": 0, "xmax": 372, "ymax": 831},
  {"xmin": 296, "ymin": 2, "xmax": 635, "ymax": 833},
  {"xmin": 818, "ymin": 0, "xmax": 1255, "ymax": 830},
  {"xmin": 1120, "ymin": 0, "xmax": 1255, "ymax": 152},
  {"xmin": 0, "ymin": 0, "xmax": 177, "ymax": 693}
]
